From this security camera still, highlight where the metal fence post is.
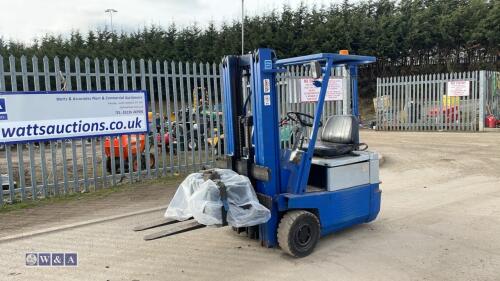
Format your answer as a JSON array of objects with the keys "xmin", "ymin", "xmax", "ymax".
[
  {"xmin": 156, "ymin": 60, "xmax": 167, "ymax": 176},
  {"xmin": 164, "ymin": 61, "xmax": 175, "ymax": 175},
  {"xmin": 213, "ymin": 63, "xmax": 222, "ymax": 157},
  {"xmin": 29, "ymin": 56, "xmax": 38, "ymax": 199},
  {"xmin": 7, "ymin": 55, "xmax": 17, "ymax": 202},
  {"xmin": 375, "ymin": 77, "xmax": 379, "ymax": 130},
  {"xmin": 0, "ymin": 55, "xmax": 4, "ymax": 206},
  {"xmin": 120, "ymin": 59, "xmax": 128, "ymax": 180},
  {"xmin": 479, "ymin": 70, "xmax": 486, "ymax": 132}
]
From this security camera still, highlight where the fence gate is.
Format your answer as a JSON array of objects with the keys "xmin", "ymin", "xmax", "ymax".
[
  {"xmin": 375, "ymin": 71, "xmax": 493, "ymax": 131},
  {"xmin": 484, "ymin": 71, "xmax": 500, "ymax": 121}
]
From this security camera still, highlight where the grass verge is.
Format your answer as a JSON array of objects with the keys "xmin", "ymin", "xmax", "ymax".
[{"xmin": 0, "ymin": 174, "xmax": 185, "ymax": 214}]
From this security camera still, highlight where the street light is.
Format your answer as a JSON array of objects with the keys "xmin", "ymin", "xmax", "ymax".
[
  {"xmin": 241, "ymin": 0, "xmax": 244, "ymax": 55},
  {"xmin": 105, "ymin": 9, "xmax": 118, "ymax": 32}
]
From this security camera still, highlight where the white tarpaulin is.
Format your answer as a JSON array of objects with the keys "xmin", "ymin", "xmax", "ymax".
[
  {"xmin": 164, "ymin": 169, "xmax": 271, "ymax": 227},
  {"xmin": 300, "ymin": 78, "xmax": 343, "ymax": 102}
]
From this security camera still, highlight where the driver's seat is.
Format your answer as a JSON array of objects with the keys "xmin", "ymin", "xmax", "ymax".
[{"xmin": 307, "ymin": 115, "xmax": 361, "ymax": 157}]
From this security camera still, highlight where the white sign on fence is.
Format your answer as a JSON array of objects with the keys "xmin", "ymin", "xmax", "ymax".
[
  {"xmin": 300, "ymin": 78, "xmax": 343, "ymax": 102},
  {"xmin": 447, "ymin": 80, "xmax": 470, "ymax": 96},
  {"xmin": 0, "ymin": 91, "xmax": 148, "ymax": 144}
]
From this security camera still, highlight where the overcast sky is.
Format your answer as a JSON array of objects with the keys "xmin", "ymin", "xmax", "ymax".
[{"xmin": 0, "ymin": 0, "xmax": 338, "ymax": 43}]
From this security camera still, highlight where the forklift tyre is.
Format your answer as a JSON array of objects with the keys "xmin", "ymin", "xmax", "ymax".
[
  {"xmin": 140, "ymin": 153, "xmax": 156, "ymax": 169},
  {"xmin": 278, "ymin": 210, "xmax": 320, "ymax": 258},
  {"xmin": 188, "ymin": 138, "xmax": 198, "ymax": 151},
  {"xmin": 106, "ymin": 157, "xmax": 123, "ymax": 174},
  {"xmin": 211, "ymin": 143, "xmax": 220, "ymax": 156},
  {"xmin": 132, "ymin": 157, "xmax": 139, "ymax": 172},
  {"xmin": 149, "ymin": 153, "xmax": 156, "ymax": 168},
  {"xmin": 106, "ymin": 157, "xmax": 112, "ymax": 173}
]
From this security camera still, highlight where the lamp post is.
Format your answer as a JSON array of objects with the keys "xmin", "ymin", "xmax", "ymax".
[
  {"xmin": 241, "ymin": 0, "xmax": 244, "ymax": 55},
  {"xmin": 105, "ymin": 9, "xmax": 118, "ymax": 32}
]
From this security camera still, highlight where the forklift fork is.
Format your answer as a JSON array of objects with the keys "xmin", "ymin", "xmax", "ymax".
[
  {"xmin": 133, "ymin": 217, "xmax": 206, "ymax": 241},
  {"xmin": 133, "ymin": 170, "xmax": 229, "ymax": 241},
  {"xmin": 142, "ymin": 220, "xmax": 205, "ymax": 241},
  {"xmin": 133, "ymin": 217, "xmax": 187, "ymax": 232}
]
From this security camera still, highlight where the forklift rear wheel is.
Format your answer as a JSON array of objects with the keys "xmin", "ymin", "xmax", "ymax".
[
  {"xmin": 188, "ymin": 138, "xmax": 198, "ymax": 151},
  {"xmin": 132, "ymin": 157, "xmax": 139, "ymax": 172},
  {"xmin": 106, "ymin": 157, "xmax": 112, "ymax": 173},
  {"xmin": 140, "ymin": 153, "xmax": 156, "ymax": 169},
  {"xmin": 278, "ymin": 210, "xmax": 320, "ymax": 258},
  {"xmin": 212, "ymin": 145, "xmax": 219, "ymax": 156},
  {"xmin": 148, "ymin": 153, "xmax": 156, "ymax": 169}
]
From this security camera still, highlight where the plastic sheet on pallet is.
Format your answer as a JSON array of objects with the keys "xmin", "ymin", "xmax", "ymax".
[{"xmin": 164, "ymin": 169, "xmax": 271, "ymax": 227}]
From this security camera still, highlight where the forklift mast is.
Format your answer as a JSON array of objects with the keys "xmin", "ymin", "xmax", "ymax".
[
  {"xmin": 221, "ymin": 50, "xmax": 279, "ymax": 245},
  {"xmin": 221, "ymin": 49, "xmax": 376, "ymax": 247}
]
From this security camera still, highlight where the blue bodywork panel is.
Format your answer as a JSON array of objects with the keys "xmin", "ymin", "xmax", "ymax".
[
  {"xmin": 221, "ymin": 48, "xmax": 380, "ymax": 248},
  {"xmin": 277, "ymin": 183, "xmax": 381, "ymax": 235}
]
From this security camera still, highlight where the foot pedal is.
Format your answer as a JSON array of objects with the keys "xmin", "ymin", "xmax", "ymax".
[
  {"xmin": 143, "ymin": 220, "xmax": 205, "ymax": 241},
  {"xmin": 133, "ymin": 217, "xmax": 192, "ymax": 232}
]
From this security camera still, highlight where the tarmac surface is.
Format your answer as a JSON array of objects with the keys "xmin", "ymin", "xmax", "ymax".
[{"xmin": 0, "ymin": 130, "xmax": 499, "ymax": 281}]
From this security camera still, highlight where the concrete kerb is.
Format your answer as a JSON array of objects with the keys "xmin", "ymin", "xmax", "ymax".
[{"xmin": 0, "ymin": 205, "xmax": 167, "ymax": 244}]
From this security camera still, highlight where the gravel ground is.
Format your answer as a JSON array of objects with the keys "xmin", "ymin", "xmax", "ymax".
[{"xmin": 0, "ymin": 130, "xmax": 499, "ymax": 281}]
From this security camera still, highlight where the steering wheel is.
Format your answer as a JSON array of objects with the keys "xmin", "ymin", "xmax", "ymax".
[{"xmin": 286, "ymin": 111, "xmax": 322, "ymax": 127}]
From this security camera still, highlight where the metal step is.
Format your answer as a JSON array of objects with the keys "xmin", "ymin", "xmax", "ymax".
[
  {"xmin": 133, "ymin": 217, "xmax": 192, "ymax": 232},
  {"xmin": 143, "ymin": 220, "xmax": 206, "ymax": 241}
]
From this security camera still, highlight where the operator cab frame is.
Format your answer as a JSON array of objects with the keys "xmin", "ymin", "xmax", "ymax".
[{"xmin": 274, "ymin": 53, "xmax": 375, "ymax": 195}]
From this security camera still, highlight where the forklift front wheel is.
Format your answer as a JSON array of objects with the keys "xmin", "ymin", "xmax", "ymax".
[
  {"xmin": 278, "ymin": 210, "xmax": 320, "ymax": 258},
  {"xmin": 105, "ymin": 157, "xmax": 112, "ymax": 173},
  {"xmin": 132, "ymin": 157, "xmax": 139, "ymax": 172},
  {"xmin": 188, "ymin": 138, "xmax": 198, "ymax": 151}
]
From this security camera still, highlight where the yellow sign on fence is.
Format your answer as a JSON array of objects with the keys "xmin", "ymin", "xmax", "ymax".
[{"xmin": 442, "ymin": 95, "xmax": 460, "ymax": 107}]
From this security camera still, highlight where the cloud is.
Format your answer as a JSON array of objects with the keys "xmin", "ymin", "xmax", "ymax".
[{"xmin": 0, "ymin": 0, "xmax": 337, "ymax": 43}]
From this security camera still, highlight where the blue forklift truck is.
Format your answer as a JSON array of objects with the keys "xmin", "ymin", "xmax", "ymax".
[{"xmin": 134, "ymin": 49, "xmax": 381, "ymax": 257}]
